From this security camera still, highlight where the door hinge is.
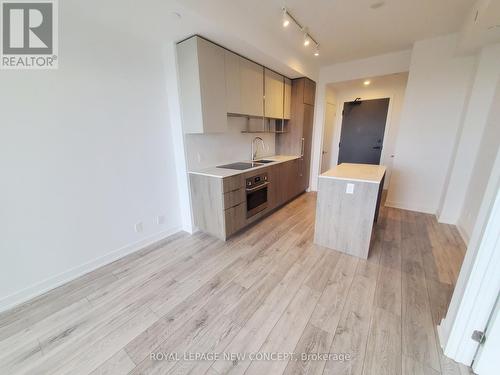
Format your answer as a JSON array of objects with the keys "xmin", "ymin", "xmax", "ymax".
[{"xmin": 472, "ymin": 330, "xmax": 486, "ymax": 344}]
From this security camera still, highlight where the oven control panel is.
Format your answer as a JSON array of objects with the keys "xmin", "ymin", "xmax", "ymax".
[{"xmin": 246, "ymin": 173, "xmax": 268, "ymax": 188}]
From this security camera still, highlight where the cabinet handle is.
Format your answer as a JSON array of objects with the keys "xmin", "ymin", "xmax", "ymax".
[
  {"xmin": 245, "ymin": 181, "xmax": 270, "ymax": 192},
  {"xmin": 301, "ymin": 138, "xmax": 305, "ymax": 157}
]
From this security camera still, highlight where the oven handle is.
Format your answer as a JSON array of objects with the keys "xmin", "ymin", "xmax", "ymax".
[{"xmin": 246, "ymin": 181, "xmax": 270, "ymax": 192}]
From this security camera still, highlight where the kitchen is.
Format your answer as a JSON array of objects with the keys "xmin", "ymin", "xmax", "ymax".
[{"xmin": 181, "ymin": 35, "xmax": 317, "ymax": 241}]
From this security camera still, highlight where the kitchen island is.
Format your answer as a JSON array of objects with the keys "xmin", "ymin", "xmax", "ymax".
[{"xmin": 314, "ymin": 163, "xmax": 386, "ymax": 259}]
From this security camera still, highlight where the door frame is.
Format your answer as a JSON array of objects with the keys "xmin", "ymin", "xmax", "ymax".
[
  {"xmin": 329, "ymin": 95, "xmax": 394, "ymax": 181},
  {"xmin": 437, "ymin": 149, "xmax": 500, "ymax": 366},
  {"xmin": 336, "ymin": 97, "xmax": 391, "ymax": 165},
  {"xmin": 320, "ymin": 101, "xmax": 337, "ymax": 173}
]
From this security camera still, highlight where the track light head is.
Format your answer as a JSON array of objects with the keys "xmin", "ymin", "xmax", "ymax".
[
  {"xmin": 282, "ymin": 8, "xmax": 290, "ymax": 27},
  {"xmin": 303, "ymin": 33, "xmax": 311, "ymax": 47}
]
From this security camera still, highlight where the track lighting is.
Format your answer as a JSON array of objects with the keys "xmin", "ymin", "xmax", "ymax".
[{"xmin": 280, "ymin": 7, "xmax": 319, "ymax": 56}]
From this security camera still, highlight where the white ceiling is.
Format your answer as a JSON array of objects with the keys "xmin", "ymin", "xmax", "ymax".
[
  {"xmin": 251, "ymin": 0, "xmax": 475, "ymax": 65},
  {"xmin": 457, "ymin": 0, "xmax": 500, "ymax": 54},
  {"xmin": 328, "ymin": 72, "xmax": 409, "ymax": 93},
  {"xmin": 92, "ymin": 0, "xmax": 479, "ymax": 78},
  {"xmin": 171, "ymin": 0, "xmax": 476, "ymax": 70}
]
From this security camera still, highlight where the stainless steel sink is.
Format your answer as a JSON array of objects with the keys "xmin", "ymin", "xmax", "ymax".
[
  {"xmin": 217, "ymin": 162, "xmax": 263, "ymax": 170},
  {"xmin": 255, "ymin": 159, "xmax": 275, "ymax": 164}
]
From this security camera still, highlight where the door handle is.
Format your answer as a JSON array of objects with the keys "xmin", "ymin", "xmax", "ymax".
[
  {"xmin": 322, "ymin": 150, "xmax": 328, "ymax": 154},
  {"xmin": 245, "ymin": 181, "xmax": 270, "ymax": 192},
  {"xmin": 372, "ymin": 146, "xmax": 382, "ymax": 150},
  {"xmin": 301, "ymin": 138, "xmax": 305, "ymax": 157}
]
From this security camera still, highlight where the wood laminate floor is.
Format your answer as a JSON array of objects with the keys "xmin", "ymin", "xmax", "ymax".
[{"xmin": 0, "ymin": 193, "xmax": 472, "ymax": 375}]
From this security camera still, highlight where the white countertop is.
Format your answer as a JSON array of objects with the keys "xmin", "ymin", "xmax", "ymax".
[
  {"xmin": 188, "ymin": 155, "xmax": 301, "ymax": 178},
  {"xmin": 319, "ymin": 163, "xmax": 386, "ymax": 183}
]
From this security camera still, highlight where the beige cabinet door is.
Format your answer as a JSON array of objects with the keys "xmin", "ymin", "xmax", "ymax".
[
  {"xmin": 284, "ymin": 78, "xmax": 291, "ymax": 120},
  {"xmin": 224, "ymin": 50, "xmax": 241, "ymax": 115},
  {"xmin": 225, "ymin": 52, "xmax": 263, "ymax": 117},
  {"xmin": 198, "ymin": 38, "xmax": 227, "ymax": 133},
  {"xmin": 240, "ymin": 58, "xmax": 264, "ymax": 117},
  {"xmin": 177, "ymin": 36, "xmax": 227, "ymax": 133},
  {"xmin": 264, "ymin": 68, "xmax": 284, "ymax": 119}
]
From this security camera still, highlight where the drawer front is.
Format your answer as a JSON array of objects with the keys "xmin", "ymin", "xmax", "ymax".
[
  {"xmin": 224, "ymin": 202, "xmax": 246, "ymax": 237},
  {"xmin": 223, "ymin": 188, "xmax": 245, "ymax": 209},
  {"xmin": 223, "ymin": 175, "xmax": 244, "ymax": 193}
]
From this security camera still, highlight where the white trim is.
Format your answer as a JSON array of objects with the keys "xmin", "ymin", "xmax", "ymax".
[
  {"xmin": 438, "ymin": 149, "xmax": 500, "ymax": 365},
  {"xmin": 0, "ymin": 226, "xmax": 181, "ymax": 313},
  {"xmin": 456, "ymin": 224, "xmax": 470, "ymax": 246},
  {"xmin": 384, "ymin": 200, "xmax": 435, "ymax": 214}
]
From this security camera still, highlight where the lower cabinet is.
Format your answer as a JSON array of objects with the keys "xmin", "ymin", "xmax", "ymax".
[
  {"xmin": 224, "ymin": 202, "xmax": 246, "ymax": 237},
  {"xmin": 189, "ymin": 158, "xmax": 305, "ymax": 241},
  {"xmin": 277, "ymin": 159, "xmax": 300, "ymax": 205}
]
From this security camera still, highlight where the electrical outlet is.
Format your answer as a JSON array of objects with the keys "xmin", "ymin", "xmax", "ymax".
[
  {"xmin": 157, "ymin": 215, "xmax": 165, "ymax": 225},
  {"xmin": 135, "ymin": 222, "xmax": 143, "ymax": 233},
  {"xmin": 346, "ymin": 183, "xmax": 355, "ymax": 194}
]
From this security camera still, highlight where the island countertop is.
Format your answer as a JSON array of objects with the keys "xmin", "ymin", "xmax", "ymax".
[{"xmin": 319, "ymin": 163, "xmax": 386, "ymax": 184}]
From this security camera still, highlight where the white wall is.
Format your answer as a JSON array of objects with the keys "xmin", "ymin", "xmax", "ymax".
[
  {"xmin": 163, "ymin": 42, "xmax": 194, "ymax": 233},
  {"xmin": 185, "ymin": 117, "xmax": 276, "ymax": 171},
  {"xmin": 0, "ymin": 2, "xmax": 183, "ymax": 310},
  {"xmin": 438, "ymin": 43, "xmax": 500, "ymax": 239},
  {"xmin": 386, "ymin": 34, "xmax": 477, "ymax": 213},
  {"xmin": 326, "ymin": 74, "xmax": 408, "ymax": 188},
  {"xmin": 457, "ymin": 76, "xmax": 500, "ymax": 240},
  {"xmin": 320, "ymin": 87, "xmax": 337, "ymax": 172},
  {"xmin": 310, "ymin": 50, "xmax": 412, "ymax": 191}
]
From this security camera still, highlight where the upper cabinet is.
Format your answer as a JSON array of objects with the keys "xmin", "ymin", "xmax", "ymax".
[
  {"xmin": 177, "ymin": 36, "xmax": 227, "ymax": 134},
  {"xmin": 225, "ymin": 51, "xmax": 264, "ymax": 117},
  {"xmin": 177, "ymin": 36, "xmax": 294, "ymax": 133},
  {"xmin": 264, "ymin": 68, "xmax": 284, "ymax": 119}
]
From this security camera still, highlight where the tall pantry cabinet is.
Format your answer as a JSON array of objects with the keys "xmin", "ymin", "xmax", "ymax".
[{"xmin": 276, "ymin": 77, "xmax": 316, "ymax": 191}]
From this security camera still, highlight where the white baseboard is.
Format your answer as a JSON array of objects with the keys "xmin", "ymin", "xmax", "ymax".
[
  {"xmin": 456, "ymin": 224, "xmax": 470, "ymax": 246},
  {"xmin": 0, "ymin": 226, "xmax": 181, "ymax": 313},
  {"xmin": 384, "ymin": 200, "xmax": 435, "ymax": 214},
  {"xmin": 436, "ymin": 319, "xmax": 448, "ymax": 349}
]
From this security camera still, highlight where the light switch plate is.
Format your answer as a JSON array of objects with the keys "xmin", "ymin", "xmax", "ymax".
[{"xmin": 346, "ymin": 183, "xmax": 355, "ymax": 194}]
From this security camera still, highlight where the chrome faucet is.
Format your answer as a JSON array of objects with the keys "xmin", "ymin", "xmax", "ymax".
[{"xmin": 251, "ymin": 136, "xmax": 265, "ymax": 162}]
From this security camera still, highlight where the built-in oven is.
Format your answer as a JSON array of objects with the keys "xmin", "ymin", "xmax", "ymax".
[{"xmin": 246, "ymin": 172, "xmax": 269, "ymax": 218}]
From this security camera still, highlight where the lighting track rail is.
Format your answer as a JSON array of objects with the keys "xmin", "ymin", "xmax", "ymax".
[{"xmin": 282, "ymin": 7, "xmax": 320, "ymax": 56}]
